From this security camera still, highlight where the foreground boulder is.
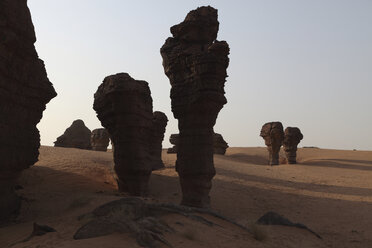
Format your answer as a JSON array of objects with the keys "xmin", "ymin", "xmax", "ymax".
[
  {"xmin": 283, "ymin": 127, "xmax": 303, "ymax": 164},
  {"xmin": 93, "ymin": 73, "xmax": 153, "ymax": 196},
  {"xmin": 54, "ymin": 120, "xmax": 91, "ymax": 150},
  {"xmin": 0, "ymin": 0, "xmax": 57, "ymax": 223},
  {"xmin": 260, "ymin": 122, "xmax": 284, "ymax": 165},
  {"xmin": 161, "ymin": 6, "xmax": 230, "ymax": 208},
  {"xmin": 91, "ymin": 128, "xmax": 110, "ymax": 151},
  {"xmin": 167, "ymin": 133, "xmax": 229, "ymax": 155},
  {"xmin": 151, "ymin": 111, "xmax": 168, "ymax": 170}
]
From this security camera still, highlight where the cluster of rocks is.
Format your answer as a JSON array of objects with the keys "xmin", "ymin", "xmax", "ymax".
[
  {"xmin": 260, "ymin": 122, "xmax": 303, "ymax": 165},
  {"xmin": 167, "ymin": 133, "xmax": 229, "ymax": 155},
  {"xmin": 0, "ymin": 0, "xmax": 57, "ymax": 223},
  {"xmin": 93, "ymin": 73, "xmax": 168, "ymax": 196}
]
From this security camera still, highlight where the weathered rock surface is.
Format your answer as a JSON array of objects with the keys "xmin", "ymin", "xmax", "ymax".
[
  {"xmin": 0, "ymin": 0, "xmax": 57, "ymax": 223},
  {"xmin": 283, "ymin": 127, "xmax": 303, "ymax": 164},
  {"xmin": 54, "ymin": 120, "xmax": 91, "ymax": 150},
  {"xmin": 167, "ymin": 133, "xmax": 229, "ymax": 155},
  {"xmin": 91, "ymin": 128, "xmax": 110, "ymax": 151},
  {"xmin": 93, "ymin": 73, "xmax": 153, "ymax": 196},
  {"xmin": 260, "ymin": 122, "xmax": 284, "ymax": 165},
  {"xmin": 74, "ymin": 197, "xmax": 250, "ymax": 247},
  {"xmin": 161, "ymin": 6, "xmax": 230, "ymax": 208},
  {"xmin": 151, "ymin": 111, "xmax": 168, "ymax": 170}
]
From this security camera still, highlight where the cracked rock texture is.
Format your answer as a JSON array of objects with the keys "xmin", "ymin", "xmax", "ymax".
[
  {"xmin": 161, "ymin": 6, "xmax": 230, "ymax": 208},
  {"xmin": 283, "ymin": 127, "xmax": 303, "ymax": 164},
  {"xmin": 0, "ymin": 0, "xmax": 56, "ymax": 223},
  {"xmin": 151, "ymin": 111, "xmax": 168, "ymax": 170},
  {"xmin": 260, "ymin": 122, "xmax": 284, "ymax": 165}
]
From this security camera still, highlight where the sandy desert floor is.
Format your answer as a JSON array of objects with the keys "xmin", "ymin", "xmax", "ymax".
[{"xmin": 1, "ymin": 146, "xmax": 372, "ymax": 247}]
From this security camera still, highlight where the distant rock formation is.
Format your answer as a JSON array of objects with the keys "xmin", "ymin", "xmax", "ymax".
[
  {"xmin": 161, "ymin": 6, "xmax": 230, "ymax": 208},
  {"xmin": 283, "ymin": 127, "xmax": 303, "ymax": 164},
  {"xmin": 260, "ymin": 122, "xmax": 284, "ymax": 165},
  {"xmin": 93, "ymin": 73, "xmax": 153, "ymax": 196},
  {"xmin": 167, "ymin": 133, "xmax": 229, "ymax": 155},
  {"xmin": 54, "ymin": 120, "xmax": 91, "ymax": 150},
  {"xmin": 151, "ymin": 111, "xmax": 168, "ymax": 170},
  {"xmin": 0, "ymin": 0, "xmax": 57, "ymax": 223},
  {"xmin": 91, "ymin": 128, "xmax": 110, "ymax": 151}
]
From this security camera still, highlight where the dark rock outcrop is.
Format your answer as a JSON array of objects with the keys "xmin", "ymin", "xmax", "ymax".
[
  {"xmin": 260, "ymin": 122, "xmax": 284, "ymax": 165},
  {"xmin": 151, "ymin": 111, "xmax": 168, "ymax": 170},
  {"xmin": 161, "ymin": 6, "xmax": 230, "ymax": 208},
  {"xmin": 0, "ymin": 0, "xmax": 57, "ymax": 223},
  {"xmin": 91, "ymin": 128, "xmax": 110, "ymax": 151},
  {"xmin": 93, "ymin": 73, "xmax": 153, "ymax": 196},
  {"xmin": 54, "ymin": 120, "xmax": 91, "ymax": 150},
  {"xmin": 167, "ymin": 133, "xmax": 228, "ymax": 155},
  {"xmin": 283, "ymin": 127, "xmax": 303, "ymax": 164}
]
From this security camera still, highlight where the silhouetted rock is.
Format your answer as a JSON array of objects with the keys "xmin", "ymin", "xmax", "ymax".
[
  {"xmin": 260, "ymin": 122, "xmax": 284, "ymax": 165},
  {"xmin": 93, "ymin": 73, "xmax": 153, "ymax": 196},
  {"xmin": 167, "ymin": 133, "xmax": 228, "ymax": 155},
  {"xmin": 167, "ymin": 134, "xmax": 179, "ymax": 154},
  {"xmin": 0, "ymin": 0, "xmax": 56, "ymax": 223},
  {"xmin": 151, "ymin": 111, "xmax": 168, "ymax": 170},
  {"xmin": 91, "ymin": 128, "xmax": 110, "ymax": 151},
  {"xmin": 283, "ymin": 127, "xmax": 303, "ymax": 164},
  {"xmin": 161, "ymin": 6, "xmax": 230, "ymax": 208},
  {"xmin": 213, "ymin": 133, "xmax": 229, "ymax": 155},
  {"xmin": 54, "ymin": 120, "xmax": 91, "ymax": 150}
]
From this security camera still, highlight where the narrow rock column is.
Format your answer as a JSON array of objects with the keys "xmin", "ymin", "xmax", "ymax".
[
  {"xmin": 260, "ymin": 122, "xmax": 284, "ymax": 165},
  {"xmin": 161, "ymin": 6, "xmax": 230, "ymax": 208},
  {"xmin": 151, "ymin": 112, "xmax": 168, "ymax": 170},
  {"xmin": 91, "ymin": 128, "xmax": 110, "ymax": 151},
  {"xmin": 93, "ymin": 73, "xmax": 153, "ymax": 196},
  {"xmin": 0, "ymin": 0, "xmax": 57, "ymax": 222},
  {"xmin": 283, "ymin": 127, "xmax": 303, "ymax": 164}
]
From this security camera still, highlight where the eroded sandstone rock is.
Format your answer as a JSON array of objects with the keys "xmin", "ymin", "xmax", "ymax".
[
  {"xmin": 54, "ymin": 120, "xmax": 91, "ymax": 150},
  {"xmin": 283, "ymin": 127, "xmax": 303, "ymax": 164},
  {"xmin": 0, "ymin": 0, "xmax": 57, "ymax": 223},
  {"xmin": 91, "ymin": 128, "xmax": 110, "ymax": 151},
  {"xmin": 93, "ymin": 73, "xmax": 153, "ymax": 196},
  {"xmin": 151, "ymin": 111, "xmax": 168, "ymax": 170},
  {"xmin": 260, "ymin": 122, "xmax": 284, "ymax": 165},
  {"xmin": 167, "ymin": 133, "xmax": 228, "ymax": 155},
  {"xmin": 161, "ymin": 6, "xmax": 230, "ymax": 208}
]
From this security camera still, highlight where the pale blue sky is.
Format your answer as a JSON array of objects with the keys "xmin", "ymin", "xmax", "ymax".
[{"xmin": 28, "ymin": 0, "xmax": 372, "ymax": 150}]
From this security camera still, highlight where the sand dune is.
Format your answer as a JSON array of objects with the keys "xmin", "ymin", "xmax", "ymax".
[{"xmin": 1, "ymin": 146, "xmax": 372, "ymax": 247}]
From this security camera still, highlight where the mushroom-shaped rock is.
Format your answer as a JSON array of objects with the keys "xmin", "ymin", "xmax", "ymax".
[
  {"xmin": 54, "ymin": 120, "xmax": 92, "ymax": 150},
  {"xmin": 283, "ymin": 127, "xmax": 303, "ymax": 164},
  {"xmin": 151, "ymin": 112, "xmax": 168, "ymax": 170},
  {"xmin": 93, "ymin": 73, "xmax": 153, "ymax": 196},
  {"xmin": 167, "ymin": 133, "xmax": 228, "ymax": 155},
  {"xmin": 260, "ymin": 122, "xmax": 284, "ymax": 165},
  {"xmin": 91, "ymin": 128, "xmax": 110, "ymax": 151},
  {"xmin": 0, "ymin": 0, "xmax": 57, "ymax": 223},
  {"xmin": 161, "ymin": 6, "xmax": 230, "ymax": 208}
]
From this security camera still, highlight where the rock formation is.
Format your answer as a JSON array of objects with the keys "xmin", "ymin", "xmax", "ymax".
[
  {"xmin": 167, "ymin": 133, "xmax": 228, "ymax": 155},
  {"xmin": 91, "ymin": 128, "xmax": 110, "ymax": 151},
  {"xmin": 151, "ymin": 111, "xmax": 168, "ymax": 170},
  {"xmin": 283, "ymin": 127, "xmax": 303, "ymax": 164},
  {"xmin": 213, "ymin": 133, "xmax": 229, "ymax": 155},
  {"xmin": 260, "ymin": 122, "xmax": 284, "ymax": 165},
  {"xmin": 54, "ymin": 120, "xmax": 91, "ymax": 150},
  {"xmin": 93, "ymin": 73, "xmax": 153, "ymax": 196},
  {"xmin": 0, "ymin": 0, "xmax": 57, "ymax": 223},
  {"xmin": 161, "ymin": 6, "xmax": 230, "ymax": 208}
]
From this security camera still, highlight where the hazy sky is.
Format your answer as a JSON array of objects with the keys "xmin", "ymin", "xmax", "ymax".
[{"xmin": 28, "ymin": 0, "xmax": 372, "ymax": 150}]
